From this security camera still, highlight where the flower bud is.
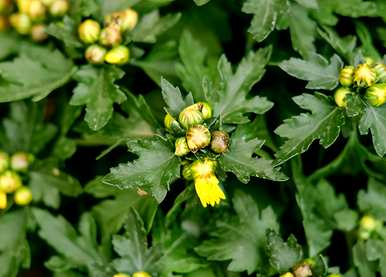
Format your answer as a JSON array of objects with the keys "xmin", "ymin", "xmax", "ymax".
[
  {"xmin": 280, "ymin": 273, "xmax": 295, "ymax": 277},
  {"xmin": 49, "ymin": 0, "xmax": 68, "ymax": 17},
  {"xmin": 365, "ymin": 83, "xmax": 386, "ymax": 107},
  {"xmin": 354, "ymin": 63, "xmax": 376, "ymax": 87},
  {"xmin": 191, "ymin": 158, "xmax": 217, "ymax": 179},
  {"xmin": 174, "ymin": 137, "xmax": 190, "ymax": 157},
  {"xmin": 31, "ymin": 24, "xmax": 48, "ymax": 42},
  {"xmin": 99, "ymin": 25, "xmax": 121, "ymax": 47},
  {"xmin": 85, "ymin": 44, "xmax": 106, "ymax": 64},
  {"xmin": 10, "ymin": 152, "xmax": 33, "ymax": 172},
  {"xmin": 198, "ymin": 102, "xmax": 212, "ymax": 120},
  {"xmin": 293, "ymin": 263, "xmax": 312, "ymax": 277},
  {"xmin": 16, "ymin": 0, "xmax": 31, "ymax": 13},
  {"xmin": 0, "ymin": 0, "xmax": 12, "ymax": 14},
  {"xmin": 0, "ymin": 191, "xmax": 6, "ymax": 209},
  {"xmin": 164, "ymin": 113, "xmax": 183, "ymax": 133},
  {"xmin": 327, "ymin": 275, "xmax": 343, "ymax": 277},
  {"xmin": 182, "ymin": 163, "xmax": 193, "ymax": 180},
  {"xmin": 0, "ymin": 171, "xmax": 22, "ymax": 193},
  {"xmin": 105, "ymin": 45, "xmax": 130, "ymax": 65},
  {"xmin": 78, "ymin": 19, "xmax": 100, "ymax": 44},
  {"xmin": 27, "ymin": 0, "xmax": 46, "ymax": 21},
  {"xmin": 334, "ymin": 87, "xmax": 351, "ymax": 108},
  {"xmin": 132, "ymin": 272, "xmax": 151, "ymax": 277},
  {"xmin": 105, "ymin": 8, "xmax": 138, "ymax": 32},
  {"xmin": 373, "ymin": 63, "xmax": 386, "ymax": 83},
  {"xmin": 186, "ymin": 125, "xmax": 211, "ymax": 152},
  {"xmin": 113, "ymin": 274, "xmax": 130, "ymax": 277},
  {"xmin": 0, "ymin": 152, "xmax": 9, "ymax": 173},
  {"xmin": 210, "ymin": 130, "xmax": 229, "ymax": 154},
  {"xmin": 10, "ymin": 13, "xmax": 32, "ymax": 35},
  {"xmin": 0, "ymin": 16, "xmax": 9, "ymax": 31},
  {"xmin": 178, "ymin": 107, "xmax": 204, "ymax": 129},
  {"xmin": 339, "ymin": 65, "xmax": 354, "ymax": 87},
  {"xmin": 359, "ymin": 215, "xmax": 378, "ymax": 231},
  {"xmin": 194, "ymin": 174, "xmax": 225, "ymax": 207},
  {"xmin": 14, "ymin": 186, "xmax": 33, "ymax": 206},
  {"xmin": 41, "ymin": 0, "xmax": 55, "ymax": 6}
]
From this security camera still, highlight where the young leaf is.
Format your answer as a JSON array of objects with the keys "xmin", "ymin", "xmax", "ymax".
[
  {"xmin": 70, "ymin": 65, "xmax": 127, "ymax": 131},
  {"xmin": 103, "ymin": 137, "xmax": 180, "ymax": 203},
  {"xmin": 279, "ymin": 54, "xmax": 343, "ymax": 90},
  {"xmin": 275, "ymin": 93, "xmax": 345, "ymax": 163}
]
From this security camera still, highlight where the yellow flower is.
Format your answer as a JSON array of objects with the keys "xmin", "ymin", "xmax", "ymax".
[
  {"xmin": 194, "ymin": 174, "xmax": 225, "ymax": 207},
  {"xmin": 280, "ymin": 273, "xmax": 294, "ymax": 277},
  {"xmin": 354, "ymin": 63, "xmax": 376, "ymax": 87},
  {"xmin": 0, "ymin": 191, "xmax": 6, "ymax": 209},
  {"xmin": 190, "ymin": 158, "xmax": 216, "ymax": 179}
]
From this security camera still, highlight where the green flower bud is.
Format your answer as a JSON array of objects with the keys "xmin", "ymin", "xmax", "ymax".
[
  {"xmin": 85, "ymin": 44, "xmax": 106, "ymax": 64},
  {"xmin": 280, "ymin": 273, "xmax": 294, "ymax": 277},
  {"xmin": 339, "ymin": 65, "xmax": 354, "ymax": 87},
  {"xmin": 0, "ymin": 0, "xmax": 12, "ymax": 14},
  {"xmin": 198, "ymin": 102, "xmax": 212, "ymax": 120},
  {"xmin": 293, "ymin": 263, "xmax": 312, "ymax": 277},
  {"xmin": 105, "ymin": 8, "xmax": 138, "ymax": 32},
  {"xmin": 10, "ymin": 13, "xmax": 32, "ymax": 35},
  {"xmin": 31, "ymin": 24, "xmax": 48, "ymax": 42},
  {"xmin": 359, "ymin": 215, "xmax": 379, "ymax": 232},
  {"xmin": 186, "ymin": 125, "xmax": 211, "ymax": 152},
  {"xmin": 334, "ymin": 87, "xmax": 351, "ymax": 108},
  {"xmin": 113, "ymin": 274, "xmax": 130, "ymax": 277},
  {"xmin": 373, "ymin": 63, "xmax": 386, "ymax": 83},
  {"xmin": 10, "ymin": 152, "xmax": 33, "ymax": 172},
  {"xmin": 49, "ymin": 0, "xmax": 68, "ymax": 17},
  {"xmin": 366, "ymin": 83, "xmax": 386, "ymax": 107},
  {"xmin": 14, "ymin": 186, "xmax": 32, "ymax": 206},
  {"xmin": 0, "ymin": 151, "xmax": 9, "ymax": 173},
  {"xmin": 99, "ymin": 25, "xmax": 122, "ymax": 47},
  {"xmin": 0, "ymin": 171, "xmax": 22, "ymax": 193},
  {"xmin": 358, "ymin": 230, "xmax": 371, "ymax": 240},
  {"xmin": 182, "ymin": 163, "xmax": 193, "ymax": 180},
  {"xmin": 132, "ymin": 271, "xmax": 151, "ymax": 277},
  {"xmin": 178, "ymin": 107, "xmax": 204, "ymax": 129},
  {"xmin": 78, "ymin": 19, "xmax": 100, "ymax": 44},
  {"xmin": 210, "ymin": 130, "xmax": 229, "ymax": 154},
  {"xmin": 27, "ymin": 0, "xmax": 46, "ymax": 21},
  {"xmin": 354, "ymin": 63, "xmax": 376, "ymax": 87},
  {"xmin": 0, "ymin": 16, "xmax": 9, "ymax": 31},
  {"xmin": 174, "ymin": 137, "xmax": 190, "ymax": 157},
  {"xmin": 105, "ymin": 45, "xmax": 130, "ymax": 65},
  {"xmin": 164, "ymin": 113, "xmax": 182, "ymax": 133}
]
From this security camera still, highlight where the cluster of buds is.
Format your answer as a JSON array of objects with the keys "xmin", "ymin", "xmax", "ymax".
[
  {"xmin": 164, "ymin": 102, "xmax": 229, "ymax": 207},
  {"xmin": 113, "ymin": 271, "xmax": 151, "ymax": 277},
  {"xmin": 358, "ymin": 214, "xmax": 383, "ymax": 240},
  {"xmin": 0, "ymin": 0, "xmax": 69, "ymax": 42},
  {"xmin": 77, "ymin": 8, "xmax": 138, "ymax": 65},
  {"xmin": 0, "ymin": 151, "xmax": 33, "ymax": 210},
  {"xmin": 334, "ymin": 58, "xmax": 386, "ymax": 108}
]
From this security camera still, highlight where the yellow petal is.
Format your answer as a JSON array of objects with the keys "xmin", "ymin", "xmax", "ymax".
[{"xmin": 194, "ymin": 174, "xmax": 225, "ymax": 207}]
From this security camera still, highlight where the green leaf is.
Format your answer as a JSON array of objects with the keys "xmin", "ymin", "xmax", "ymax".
[
  {"xmin": 161, "ymin": 77, "xmax": 193, "ymax": 116},
  {"xmin": 275, "ymin": 93, "xmax": 345, "ymax": 163},
  {"xmin": 103, "ymin": 137, "xmax": 180, "ymax": 203},
  {"xmin": 266, "ymin": 230, "xmax": 303, "ymax": 273},
  {"xmin": 195, "ymin": 190, "xmax": 279, "ymax": 274},
  {"xmin": 353, "ymin": 241, "xmax": 377, "ymax": 277},
  {"xmin": 193, "ymin": 0, "xmax": 210, "ymax": 6},
  {"xmin": 366, "ymin": 239, "xmax": 386, "ymax": 276},
  {"xmin": 358, "ymin": 103, "xmax": 386, "ymax": 157},
  {"xmin": 358, "ymin": 178, "xmax": 386, "ymax": 221},
  {"xmin": 294, "ymin": 0, "xmax": 318, "ymax": 9},
  {"xmin": 70, "ymin": 65, "xmax": 127, "ymax": 131},
  {"xmin": 0, "ymin": 45, "xmax": 75, "ymax": 102},
  {"xmin": 0, "ymin": 32, "xmax": 20, "ymax": 60},
  {"xmin": 211, "ymin": 47, "xmax": 274, "ymax": 124},
  {"xmin": 279, "ymin": 54, "xmax": 343, "ymax": 90}
]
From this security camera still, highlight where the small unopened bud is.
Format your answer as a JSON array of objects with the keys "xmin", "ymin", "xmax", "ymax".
[
  {"xmin": 178, "ymin": 107, "xmax": 203, "ymax": 129},
  {"xmin": 99, "ymin": 25, "xmax": 121, "ymax": 47},
  {"xmin": 0, "ymin": 0, "xmax": 12, "ymax": 14},
  {"xmin": 186, "ymin": 125, "xmax": 211, "ymax": 152},
  {"xmin": 182, "ymin": 163, "xmax": 193, "ymax": 180},
  {"xmin": 0, "ymin": 171, "xmax": 22, "ymax": 193},
  {"xmin": 132, "ymin": 271, "xmax": 151, "ymax": 277},
  {"xmin": 293, "ymin": 263, "xmax": 312, "ymax": 277},
  {"xmin": 78, "ymin": 19, "xmax": 100, "ymax": 44},
  {"xmin": 49, "ymin": 0, "xmax": 68, "ymax": 17},
  {"xmin": 359, "ymin": 215, "xmax": 378, "ymax": 231},
  {"xmin": 0, "ymin": 16, "xmax": 9, "ymax": 31},
  {"xmin": 104, "ymin": 45, "xmax": 130, "ymax": 65},
  {"xmin": 27, "ymin": 0, "xmax": 46, "ymax": 21},
  {"xmin": 334, "ymin": 87, "xmax": 351, "ymax": 108},
  {"xmin": 10, "ymin": 13, "xmax": 32, "ymax": 35},
  {"xmin": 174, "ymin": 137, "xmax": 190, "ymax": 157},
  {"xmin": 0, "ymin": 152, "xmax": 9, "ymax": 173},
  {"xmin": 280, "ymin": 273, "xmax": 295, "ymax": 277},
  {"xmin": 191, "ymin": 158, "xmax": 217, "ymax": 179},
  {"xmin": 373, "ymin": 63, "xmax": 386, "ymax": 83},
  {"xmin": 31, "ymin": 24, "xmax": 48, "ymax": 42},
  {"xmin": 210, "ymin": 130, "xmax": 229, "ymax": 154},
  {"xmin": 354, "ymin": 63, "xmax": 376, "ymax": 87},
  {"xmin": 366, "ymin": 84, "xmax": 386, "ymax": 107},
  {"xmin": 85, "ymin": 44, "xmax": 106, "ymax": 64},
  {"xmin": 105, "ymin": 8, "xmax": 138, "ymax": 32},
  {"xmin": 14, "ymin": 186, "xmax": 33, "ymax": 206},
  {"xmin": 339, "ymin": 65, "xmax": 354, "ymax": 87},
  {"xmin": 198, "ymin": 102, "xmax": 212, "ymax": 119},
  {"xmin": 10, "ymin": 152, "xmax": 33, "ymax": 172},
  {"xmin": 164, "ymin": 113, "xmax": 183, "ymax": 133},
  {"xmin": 0, "ymin": 191, "xmax": 6, "ymax": 209},
  {"xmin": 113, "ymin": 274, "xmax": 130, "ymax": 277}
]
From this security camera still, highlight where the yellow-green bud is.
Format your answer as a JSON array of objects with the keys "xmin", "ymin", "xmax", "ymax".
[
  {"xmin": 339, "ymin": 65, "xmax": 354, "ymax": 87},
  {"xmin": 0, "ymin": 0, "xmax": 12, "ymax": 14},
  {"xmin": 164, "ymin": 113, "xmax": 182, "ymax": 133},
  {"xmin": 0, "ymin": 191, "xmax": 6, "ymax": 209},
  {"xmin": 27, "ymin": 0, "xmax": 46, "ymax": 21},
  {"xmin": 293, "ymin": 263, "xmax": 312, "ymax": 277},
  {"xmin": 0, "ymin": 151, "xmax": 9, "ymax": 173},
  {"xmin": 280, "ymin": 273, "xmax": 295, "ymax": 277},
  {"xmin": 49, "ymin": 0, "xmax": 68, "ymax": 17},
  {"xmin": 327, "ymin": 274, "xmax": 343, "ymax": 277},
  {"xmin": 365, "ymin": 83, "xmax": 386, "ymax": 107},
  {"xmin": 132, "ymin": 271, "xmax": 151, "ymax": 277},
  {"xmin": 14, "ymin": 186, "xmax": 33, "ymax": 206},
  {"xmin": 182, "ymin": 163, "xmax": 193, "ymax": 180},
  {"xmin": 210, "ymin": 130, "xmax": 229, "ymax": 154},
  {"xmin": 334, "ymin": 87, "xmax": 351, "ymax": 108},
  {"xmin": 359, "ymin": 215, "xmax": 378, "ymax": 231},
  {"xmin": 85, "ymin": 44, "xmax": 106, "ymax": 64},
  {"xmin": 373, "ymin": 63, "xmax": 386, "ymax": 83},
  {"xmin": 105, "ymin": 45, "xmax": 130, "ymax": 65},
  {"xmin": 41, "ymin": 0, "xmax": 55, "ymax": 6},
  {"xmin": 113, "ymin": 274, "xmax": 130, "ymax": 277},
  {"xmin": 105, "ymin": 8, "xmax": 138, "ymax": 32},
  {"xmin": 186, "ymin": 125, "xmax": 211, "ymax": 152},
  {"xmin": 0, "ymin": 16, "xmax": 8, "ymax": 31},
  {"xmin": 10, "ymin": 152, "xmax": 33, "ymax": 172},
  {"xmin": 99, "ymin": 25, "xmax": 122, "ymax": 47},
  {"xmin": 17, "ymin": 0, "xmax": 31, "ymax": 13},
  {"xmin": 0, "ymin": 171, "xmax": 22, "ymax": 193},
  {"xmin": 178, "ymin": 107, "xmax": 204, "ymax": 129},
  {"xmin": 191, "ymin": 158, "xmax": 217, "ymax": 179},
  {"xmin": 199, "ymin": 102, "xmax": 212, "ymax": 120},
  {"xmin": 10, "ymin": 13, "xmax": 32, "ymax": 35},
  {"xmin": 174, "ymin": 137, "xmax": 190, "ymax": 157},
  {"xmin": 31, "ymin": 24, "xmax": 48, "ymax": 42},
  {"xmin": 354, "ymin": 63, "xmax": 376, "ymax": 87},
  {"xmin": 78, "ymin": 19, "xmax": 100, "ymax": 44}
]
